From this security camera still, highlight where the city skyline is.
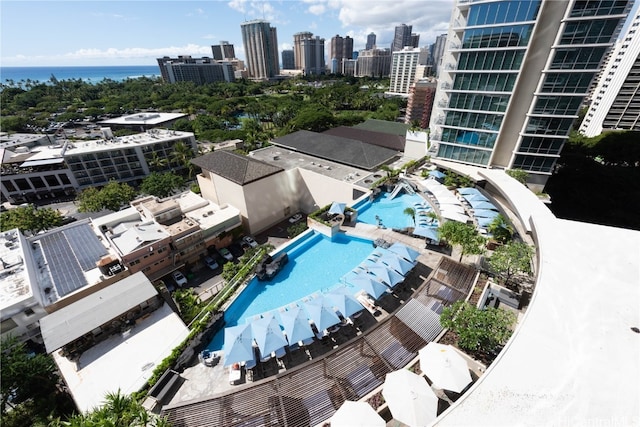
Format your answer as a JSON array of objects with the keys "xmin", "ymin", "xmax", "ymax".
[{"xmin": 1, "ymin": 0, "xmax": 456, "ymax": 67}]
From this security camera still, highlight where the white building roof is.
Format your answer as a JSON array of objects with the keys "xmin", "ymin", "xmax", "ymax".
[
  {"xmin": 53, "ymin": 303, "xmax": 189, "ymax": 413},
  {"xmin": 435, "ymin": 171, "xmax": 640, "ymax": 426},
  {"xmin": 110, "ymin": 221, "xmax": 170, "ymax": 255},
  {"xmin": 0, "ymin": 229, "xmax": 34, "ymax": 313},
  {"xmin": 40, "ymin": 272, "xmax": 159, "ymax": 353},
  {"xmin": 98, "ymin": 112, "xmax": 186, "ymax": 126}
]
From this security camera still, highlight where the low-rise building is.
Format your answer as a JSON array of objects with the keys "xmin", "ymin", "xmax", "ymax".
[{"xmin": 1, "ymin": 129, "xmax": 196, "ymax": 204}]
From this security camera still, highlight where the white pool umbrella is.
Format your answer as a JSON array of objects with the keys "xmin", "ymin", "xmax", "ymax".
[
  {"xmin": 331, "ymin": 400, "xmax": 385, "ymax": 427},
  {"xmin": 382, "ymin": 369, "xmax": 438, "ymax": 427},
  {"xmin": 419, "ymin": 342, "xmax": 472, "ymax": 393}
]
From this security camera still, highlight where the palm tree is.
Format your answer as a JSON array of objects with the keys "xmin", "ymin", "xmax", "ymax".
[
  {"xmin": 147, "ymin": 151, "xmax": 168, "ymax": 172},
  {"xmin": 403, "ymin": 207, "xmax": 416, "ymax": 226},
  {"xmin": 171, "ymin": 141, "xmax": 195, "ymax": 178},
  {"xmin": 487, "ymin": 214, "xmax": 514, "ymax": 244}
]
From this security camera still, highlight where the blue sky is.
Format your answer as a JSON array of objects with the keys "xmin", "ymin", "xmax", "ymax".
[{"xmin": 1, "ymin": 0, "xmax": 456, "ymax": 66}]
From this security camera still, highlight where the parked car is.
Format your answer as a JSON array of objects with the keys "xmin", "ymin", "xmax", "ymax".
[
  {"xmin": 243, "ymin": 235, "xmax": 258, "ymax": 248},
  {"xmin": 203, "ymin": 256, "xmax": 219, "ymax": 271},
  {"xmin": 289, "ymin": 213, "xmax": 303, "ymax": 223},
  {"xmin": 219, "ymin": 247, "xmax": 234, "ymax": 261},
  {"xmin": 172, "ymin": 271, "xmax": 188, "ymax": 287},
  {"xmin": 228, "ymin": 243, "xmax": 245, "ymax": 258}
]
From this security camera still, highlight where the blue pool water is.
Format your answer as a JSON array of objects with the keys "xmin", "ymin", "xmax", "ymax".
[
  {"xmin": 357, "ymin": 192, "xmax": 432, "ymax": 230},
  {"xmin": 207, "ymin": 231, "xmax": 374, "ymax": 351}
]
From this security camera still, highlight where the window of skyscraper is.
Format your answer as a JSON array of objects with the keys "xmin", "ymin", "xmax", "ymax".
[{"xmin": 467, "ymin": 1, "xmax": 540, "ymax": 26}]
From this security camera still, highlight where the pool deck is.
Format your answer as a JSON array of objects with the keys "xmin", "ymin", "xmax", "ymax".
[{"xmin": 167, "ymin": 223, "xmax": 446, "ymax": 407}]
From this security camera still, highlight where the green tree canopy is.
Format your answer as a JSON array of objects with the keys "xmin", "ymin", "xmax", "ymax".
[
  {"xmin": 290, "ymin": 106, "xmax": 336, "ymax": 132},
  {"xmin": 49, "ymin": 389, "xmax": 170, "ymax": 427},
  {"xmin": 487, "ymin": 241, "xmax": 534, "ymax": 287},
  {"xmin": 77, "ymin": 181, "xmax": 137, "ymax": 212},
  {"xmin": 1, "ymin": 336, "xmax": 75, "ymax": 425},
  {"xmin": 440, "ymin": 300, "xmax": 516, "ymax": 355},
  {"xmin": 140, "ymin": 172, "xmax": 185, "ymax": 198},
  {"xmin": 487, "ymin": 214, "xmax": 514, "ymax": 244},
  {"xmin": 0, "ymin": 205, "xmax": 64, "ymax": 235},
  {"xmin": 506, "ymin": 168, "xmax": 529, "ymax": 185},
  {"xmin": 438, "ymin": 220, "xmax": 485, "ymax": 261}
]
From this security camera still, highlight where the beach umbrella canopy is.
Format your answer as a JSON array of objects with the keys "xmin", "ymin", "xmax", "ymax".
[
  {"xmin": 419, "ymin": 343, "xmax": 472, "ymax": 393},
  {"xmin": 412, "ymin": 226, "xmax": 440, "ymax": 241},
  {"xmin": 473, "ymin": 208, "xmax": 500, "ymax": 219},
  {"xmin": 223, "ymin": 323, "xmax": 255, "ymax": 366},
  {"xmin": 364, "ymin": 263, "xmax": 404, "ymax": 287},
  {"xmin": 463, "ymin": 193, "xmax": 489, "ymax": 202},
  {"xmin": 302, "ymin": 295, "xmax": 341, "ymax": 331},
  {"xmin": 468, "ymin": 199, "xmax": 497, "ymax": 210},
  {"xmin": 382, "ymin": 369, "xmax": 439, "ymax": 427},
  {"xmin": 457, "ymin": 187, "xmax": 480, "ymax": 195},
  {"xmin": 328, "ymin": 201, "xmax": 347, "ymax": 215},
  {"xmin": 388, "ymin": 242, "xmax": 420, "ymax": 263},
  {"xmin": 476, "ymin": 215, "xmax": 496, "ymax": 228},
  {"xmin": 379, "ymin": 253, "xmax": 415, "ymax": 276},
  {"xmin": 429, "ymin": 170, "xmax": 446, "ymax": 179},
  {"xmin": 345, "ymin": 272, "xmax": 389, "ymax": 300},
  {"xmin": 325, "ymin": 289, "xmax": 364, "ymax": 318},
  {"xmin": 278, "ymin": 306, "xmax": 314, "ymax": 344},
  {"xmin": 331, "ymin": 400, "xmax": 385, "ymax": 427},
  {"xmin": 251, "ymin": 314, "xmax": 288, "ymax": 356}
]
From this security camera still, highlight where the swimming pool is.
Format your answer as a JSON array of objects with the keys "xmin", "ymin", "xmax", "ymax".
[
  {"xmin": 357, "ymin": 191, "xmax": 431, "ymax": 230},
  {"xmin": 207, "ymin": 231, "xmax": 374, "ymax": 351}
]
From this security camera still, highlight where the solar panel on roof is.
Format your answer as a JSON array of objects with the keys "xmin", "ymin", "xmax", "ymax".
[
  {"xmin": 40, "ymin": 233, "xmax": 87, "ymax": 297},
  {"xmin": 63, "ymin": 224, "xmax": 108, "ymax": 271}
]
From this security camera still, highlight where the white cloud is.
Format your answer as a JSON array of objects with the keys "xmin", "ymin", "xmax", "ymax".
[
  {"xmin": 308, "ymin": 4, "xmax": 325, "ymax": 15},
  {"xmin": 227, "ymin": 0, "xmax": 247, "ymax": 14},
  {"xmin": 332, "ymin": 0, "xmax": 454, "ymax": 47},
  {"xmin": 1, "ymin": 44, "xmax": 214, "ymax": 66}
]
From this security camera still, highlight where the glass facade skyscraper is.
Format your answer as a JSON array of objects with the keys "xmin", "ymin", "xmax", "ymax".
[
  {"xmin": 430, "ymin": 0, "xmax": 632, "ymax": 188},
  {"xmin": 241, "ymin": 20, "xmax": 279, "ymax": 80}
]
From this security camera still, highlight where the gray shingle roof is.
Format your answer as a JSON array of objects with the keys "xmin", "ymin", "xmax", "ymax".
[
  {"xmin": 323, "ymin": 126, "xmax": 406, "ymax": 151},
  {"xmin": 271, "ymin": 130, "xmax": 399, "ymax": 171},
  {"xmin": 353, "ymin": 119, "xmax": 409, "ymax": 136},
  {"xmin": 191, "ymin": 150, "xmax": 284, "ymax": 185}
]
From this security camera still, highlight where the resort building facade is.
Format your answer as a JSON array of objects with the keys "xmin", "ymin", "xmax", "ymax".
[
  {"xmin": 389, "ymin": 47, "xmax": 423, "ymax": 96},
  {"xmin": 580, "ymin": 7, "xmax": 640, "ymax": 136},
  {"xmin": 241, "ymin": 20, "xmax": 280, "ymax": 80},
  {"xmin": 429, "ymin": 0, "xmax": 632, "ymax": 189},
  {"xmin": 0, "ymin": 128, "xmax": 196, "ymax": 204}
]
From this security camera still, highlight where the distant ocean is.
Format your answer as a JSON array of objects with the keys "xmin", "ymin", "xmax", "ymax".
[{"xmin": 0, "ymin": 65, "xmax": 160, "ymax": 85}]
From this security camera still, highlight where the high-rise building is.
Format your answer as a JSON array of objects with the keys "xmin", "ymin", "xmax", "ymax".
[
  {"xmin": 392, "ymin": 24, "xmax": 413, "ymax": 51},
  {"xmin": 356, "ymin": 48, "xmax": 392, "ymax": 77},
  {"xmin": 301, "ymin": 36, "xmax": 326, "ymax": 75},
  {"xmin": 156, "ymin": 56, "xmax": 235, "ymax": 84},
  {"xmin": 330, "ymin": 35, "xmax": 354, "ymax": 74},
  {"xmin": 410, "ymin": 33, "xmax": 421, "ymax": 48},
  {"xmin": 431, "ymin": 34, "xmax": 448, "ymax": 77},
  {"xmin": 211, "ymin": 41, "xmax": 236, "ymax": 60},
  {"xmin": 580, "ymin": 8, "xmax": 640, "ymax": 136},
  {"xmin": 342, "ymin": 59, "xmax": 357, "ymax": 76},
  {"xmin": 241, "ymin": 20, "xmax": 280, "ymax": 80},
  {"xmin": 293, "ymin": 31, "xmax": 313, "ymax": 70},
  {"xmin": 366, "ymin": 32, "xmax": 377, "ymax": 50},
  {"xmin": 389, "ymin": 48, "xmax": 421, "ymax": 95},
  {"xmin": 281, "ymin": 50, "xmax": 295, "ymax": 70},
  {"xmin": 406, "ymin": 79, "xmax": 438, "ymax": 129},
  {"xmin": 429, "ymin": 0, "xmax": 632, "ymax": 189}
]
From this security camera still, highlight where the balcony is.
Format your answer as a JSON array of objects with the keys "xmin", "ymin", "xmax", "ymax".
[{"xmin": 440, "ymin": 82, "xmax": 451, "ymax": 90}]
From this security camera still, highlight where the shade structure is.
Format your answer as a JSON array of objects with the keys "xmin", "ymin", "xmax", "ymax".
[
  {"xmin": 468, "ymin": 199, "xmax": 497, "ymax": 210},
  {"xmin": 344, "ymin": 272, "xmax": 389, "ymax": 300},
  {"xmin": 463, "ymin": 193, "xmax": 489, "ymax": 202},
  {"xmin": 328, "ymin": 201, "xmax": 347, "ymax": 215},
  {"xmin": 388, "ymin": 242, "xmax": 420, "ymax": 263},
  {"xmin": 473, "ymin": 208, "xmax": 500, "ymax": 219},
  {"xmin": 302, "ymin": 295, "xmax": 341, "ymax": 331},
  {"xmin": 278, "ymin": 306, "xmax": 314, "ymax": 345},
  {"xmin": 325, "ymin": 289, "xmax": 364, "ymax": 318},
  {"xmin": 441, "ymin": 211, "xmax": 471, "ymax": 223},
  {"xmin": 251, "ymin": 314, "xmax": 288, "ymax": 356},
  {"xmin": 223, "ymin": 323, "xmax": 255, "ymax": 366},
  {"xmin": 429, "ymin": 170, "xmax": 446, "ymax": 179},
  {"xmin": 440, "ymin": 203, "xmax": 466, "ymax": 214},
  {"xmin": 413, "ymin": 226, "xmax": 440, "ymax": 241},
  {"xmin": 331, "ymin": 400, "xmax": 385, "ymax": 427},
  {"xmin": 378, "ymin": 253, "xmax": 415, "ymax": 276},
  {"xmin": 419, "ymin": 342, "xmax": 472, "ymax": 393},
  {"xmin": 363, "ymin": 263, "xmax": 404, "ymax": 287},
  {"xmin": 476, "ymin": 215, "xmax": 496, "ymax": 228},
  {"xmin": 382, "ymin": 369, "xmax": 439, "ymax": 427},
  {"xmin": 457, "ymin": 187, "xmax": 480, "ymax": 195}
]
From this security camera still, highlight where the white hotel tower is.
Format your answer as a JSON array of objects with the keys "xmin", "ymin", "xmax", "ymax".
[
  {"xmin": 429, "ymin": 0, "xmax": 632, "ymax": 189},
  {"xmin": 580, "ymin": 7, "xmax": 640, "ymax": 137}
]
